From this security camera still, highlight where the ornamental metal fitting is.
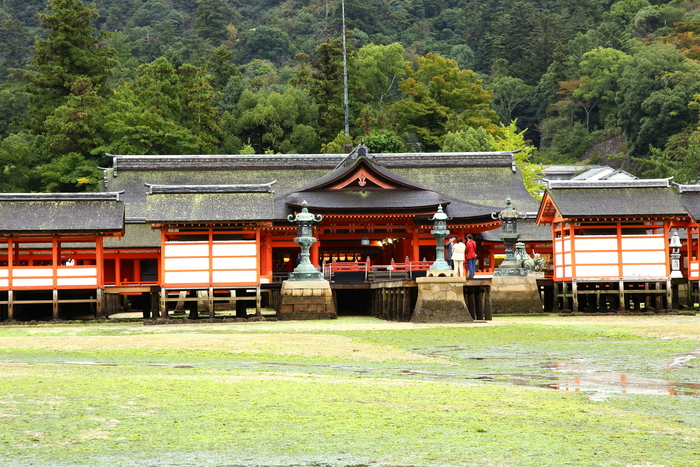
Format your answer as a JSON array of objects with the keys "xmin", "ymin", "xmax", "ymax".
[
  {"xmin": 288, "ymin": 200, "xmax": 323, "ymax": 225},
  {"xmin": 491, "ymin": 197, "xmax": 526, "ymax": 236}
]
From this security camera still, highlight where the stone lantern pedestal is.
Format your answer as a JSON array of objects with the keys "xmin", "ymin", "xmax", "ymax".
[
  {"xmin": 278, "ymin": 201, "xmax": 336, "ymax": 320},
  {"xmin": 411, "ymin": 276, "xmax": 472, "ymax": 323},
  {"xmin": 278, "ymin": 280, "xmax": 336, "ymax": 320},
  {"xmin": 489, "ymin": 199, "xmax": 543, "ymax": 314},
  {"xmin": 411, "ymin": 205, "xmax": 472, "ymax": 322}
]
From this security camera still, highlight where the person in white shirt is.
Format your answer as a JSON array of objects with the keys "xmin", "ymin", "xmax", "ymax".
[{"xmin": 451, "ymin": 237, "xmax": 466, "ymax": 277}]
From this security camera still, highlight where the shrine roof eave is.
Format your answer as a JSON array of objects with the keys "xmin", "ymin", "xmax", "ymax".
[
  {"xmin": 540, "ymin": 215, "xmax": 688, "ymax": 224},
  {"xmin": 0, "ymin": 198, "xmax": 125, "ymax": 233},
  {"xmin": 546, "ymin": 186, "xmax": 687, "ymax": 218}
]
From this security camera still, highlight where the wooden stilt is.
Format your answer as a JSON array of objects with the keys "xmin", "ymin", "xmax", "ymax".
[
  {"xmin": 572, "ymin": 281, "xmax": 578, "ymax": 313},
  {"xmin": 53, "ymin": 289, "xmax": 59, "ymax": 320},
  {"xmin": 618, "ymin": 280, "xmax": 625, "ymax": 313},
  {"xmin": 484, "ymin": 286, "xmax": 492, "ymax": 320},
  {"xmin": 96, "ymin": 289, "xmax": 104, "ymax": 318},
  {"xmin": 160, "ymin": 287, "xmax": 168, "ymax": 318},
  {"xmin": 8, "ymin": 290, "xmax": 13, "ymax": 321}
]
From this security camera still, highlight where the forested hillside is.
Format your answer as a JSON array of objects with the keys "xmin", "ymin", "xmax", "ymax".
[{"xmin": 1, "ymin": 0, "xmax": 700, "ymax": 192}]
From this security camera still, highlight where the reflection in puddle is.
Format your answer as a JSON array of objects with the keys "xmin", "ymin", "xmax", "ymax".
[
  {"xmin": 542, "ymin": 361, "xmax": 700, "ymax": 399},
  {"xmin": 418, "ymin": 345, "xmax": 700, "ymax": 399}
]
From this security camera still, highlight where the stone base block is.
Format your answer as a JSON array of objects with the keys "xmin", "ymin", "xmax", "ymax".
[
  {"xmin": 278, "ymin": 280, "xmax": 337, "ymax": 320},
  {"xmin": 490, "ymin": 275, "xmax": 542, "ymax": 314},
  {"xmin": 411, "ymin": 277, "xmax": 473, "ymax": 323}
]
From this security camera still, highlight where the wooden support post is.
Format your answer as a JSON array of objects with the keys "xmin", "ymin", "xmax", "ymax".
[
  {"xmin": 572, "ymin": 281, "xmax": 578, "ymax": 313},
  {"xmin": 562, "ymin": 282, "xmax": 569, "ymax": 312},
  {"xmin": 655, "ymin": 282, "xmax": 662, "ymax": 312},
  {"xmin": 382, "ymin": 288, "xmax": 388, "ymax": 320},
  {"xmin": 256, "ymin": 286, "xmax": 261, "ymax": 317},
  {"xmin": 666, "ymin": 278, "xmax": 673, "ymax": 311},
  {"xmin": 643, "ymin": 282, "xmax": 649, "ymax": 311},
  {"xmin": 96, "ymin": 289, "xmax": 104, "ymax": 318},
  {"xmin": 151, "ymin": 289, "xmax": 159, "ymax": 319},
  {"xmin": 475, "ymin": 288, "xmax": 484, "ymax": 321},
  {"xmin": 484, "ymin": 286, "xmax": 492, "ymax": 320},
  {"xmin": 209, "ymin": 287, "xmax": 215, "ymax": 319},
  {"xmin": 53, "ymin": 289, "xmax": 59, "ymax": 320},
  {"xmin": 618, "ymin": 280, "xmax": 625, "ymax": 313},
  {"xmin": 8, "ymin": 290, "xmax": 13, "ymax": 321},
  {"xmin": 402, "ymin": 288, "xmax": 411, "ymax": 322},
  {"xmin": 468, "ymin": 291, "xmax": 477, "ymax": 320},
  {"xmin": 160, "ymin": 288, "xmax": 168, "ymax": 319}
]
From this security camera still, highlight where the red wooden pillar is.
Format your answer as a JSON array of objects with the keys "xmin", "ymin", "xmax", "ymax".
[
  {"xmin": 412, "ymin": 231, "xmax": 420, "ymax": 262},
  {"xmin": 310, "ymin": 227, "xmax": 320, "ymax": 267}
]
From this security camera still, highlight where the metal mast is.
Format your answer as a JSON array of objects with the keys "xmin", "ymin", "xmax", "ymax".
[{"xmin": 341, "ymin": 0, "xmax": 349, "ymax": 136}]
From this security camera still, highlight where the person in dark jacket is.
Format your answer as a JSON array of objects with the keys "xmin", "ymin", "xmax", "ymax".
[{"xmin": 445, "ymin": 235, "xmax": 455, "ymax": 268}]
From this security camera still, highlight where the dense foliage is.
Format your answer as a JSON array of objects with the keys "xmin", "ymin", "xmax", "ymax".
[{"xmin": 1, "ymin": 0, "xmax": 700, "ymax": 191}]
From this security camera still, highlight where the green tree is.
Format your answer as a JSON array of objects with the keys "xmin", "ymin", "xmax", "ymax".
[
  {"xmin": 490, "ymin": 121, "xmax": 543, "ymax": 198},
  {"xmin": 364, "ymin": 130, "xmax": 405, "ymax": 153},
  {"xmin": 227, "ymin": 87, "xmax": 320, "ymax": 154},
  {"xmin": 0, "ymin": 132, "xmax": 42, "ymax": 192},
  {"xmin": 194, "ymin": 0, "xmax": 236, "ymax": 43},
  {"xmin": 355, "ymin": 42, "xmax": 405, "ymax": 106},
  {"xmin": 575, "ymin": 47, "xmax": 632, "ymax": 128},
  {"xmin": 96, "ymin": 87, "xmax": 203, "ymax": 155},
  {"xmin": 487, "ymin": 76, "xmax": 532, "ymax": 124},
  {"xmin": 294, "ymin": 38, "xmax": 366, "ymax": 142},
  {"xmin": 23, "ymin": 0, "xmax": 116, "ymax": 134},
  {"xmin": 40, "ymin": 77, "xmax": 105, "ymax": 159},
  {"xmin": 36, "ymin": 152, "xmax": 102, "ymax": 192},
  {"xmin": 242, "ymin": 25, "xmax": 292, "ymax": 63},
  {"xmin": 617, "ymin": 45, "xmax": 700, "ymax": 157},
  {"xmin": 392, "ymin": 53, "xmax": 498, "ymax": 151},
  {"xmin": 441, "ymin": 127, "xmax": 494, "ymax": 152}
]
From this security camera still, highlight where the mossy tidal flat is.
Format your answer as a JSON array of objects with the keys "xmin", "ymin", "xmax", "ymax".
[{"xmin": 0, "ymin": 316, "xmax": 698, "ymax": 467}]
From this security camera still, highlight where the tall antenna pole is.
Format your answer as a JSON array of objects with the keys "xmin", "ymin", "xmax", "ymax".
[{"xmin": 341, "ymin": 0, "xmax": 350, "ymax": 136}]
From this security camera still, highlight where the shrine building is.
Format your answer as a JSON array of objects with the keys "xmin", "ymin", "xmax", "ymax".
[
  {"xmin": 3, "ymin": 144, "xmax": 699, "ymax": 322},
  {"xmin": 536, "ymin": 178, "xmax": 689, "ymax": 312}
]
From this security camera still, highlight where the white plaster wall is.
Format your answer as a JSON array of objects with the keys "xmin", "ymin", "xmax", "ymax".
[
  {"xmin": 164, "ymin": 243, "xmax": 209, "ymax": 257},
  {"xmin": 575, "ymin": 237, "xmax": 617, "ymax": 251},
  {"xmin": 213, "ymin": 270, "xmax": 257, "ymax": 283},
  {"xmin": 574, "ymin": 265, "xmax": 620, "ymax": 278},
  {"xmin": 165, "ymin": 271, "xmax": 209, "ymax": 284},
  {"xmin": 212, "ymin": 242, "xmax": 256, "ymax": 256},
  {"xmin": 164, "ymin": 257, "xmax": 209, "ymax": 271},
  {"xmin": 621, "ymin": 236, "xmax": 665, "ymax": 251},
  {"xmin": 212, "ymin": 257, "xmax": 257, "ymax": 270}
]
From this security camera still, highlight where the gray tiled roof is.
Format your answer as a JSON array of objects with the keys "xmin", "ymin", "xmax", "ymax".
[
  {"xmin": 105, "ymin": 152, "xmax": 539, "ymax": 227},
  {"xmin": 0, "ymin": 193, "xmax": 124, "ymax": 233},
  {"xmin": 103, "ymin": 223, "xmax": 160, "ymax": 248},
  {"xmin": 548, "ymin": 186, "xmax": 687, "ymax": 218},
  {"xmin": 676, "ymin": 184, "xmax": 700, "ymax": 222},
  {"xmin": 145, "ymin": 192, "xmax": 275, "ymax": 223}
]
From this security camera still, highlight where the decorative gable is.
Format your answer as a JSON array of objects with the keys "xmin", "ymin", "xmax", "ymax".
[{"xmin": 328, "ymin": 166, "xmax": 398, "ymax": 190}]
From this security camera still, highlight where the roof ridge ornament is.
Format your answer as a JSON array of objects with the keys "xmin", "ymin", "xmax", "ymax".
[{"xmin": 335, "ymin": 140, "xmax": 373, "ymax": 169}]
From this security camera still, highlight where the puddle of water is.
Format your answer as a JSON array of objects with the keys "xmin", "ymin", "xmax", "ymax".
[
  {"xmin": 668, "ymin": 351, "xmax": 700, "ymax": 368},
  {"xmin": 58, "ymin": 361, "xmax": 118, "ymax": 366}
]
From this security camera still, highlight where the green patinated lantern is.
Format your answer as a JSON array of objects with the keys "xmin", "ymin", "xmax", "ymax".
[
  {"xmin": 288, "ymin": 200, "xmax": 324, "ymax": 281},
  {"xmin": 429, "ymin": 205, "xmax": 452, "ymax": 271},
  {"xmin": 492, "ymin": 197, "xmax": 527, "ymax": 276}
]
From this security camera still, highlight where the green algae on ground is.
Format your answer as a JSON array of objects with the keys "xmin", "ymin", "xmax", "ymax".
[
  {"xmin": 0, "ymin": 362, "xmax": 698, "ymax": 467},
  {"xmin": 0, "ymin": 316, "xmax": 699, "ymax": 467}
]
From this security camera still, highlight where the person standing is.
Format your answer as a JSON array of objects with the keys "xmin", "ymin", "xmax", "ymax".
[
  {"xmin": 452, "ymin": 237, "xmax": 466, "ymax": 277},
  {"xmin": 445, "ymin": 235, "xmax": 455, "ymax": 268},
  {"xmin": 466, "ymin": 234, "xmax": 477, "ymax": 279}
]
